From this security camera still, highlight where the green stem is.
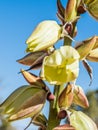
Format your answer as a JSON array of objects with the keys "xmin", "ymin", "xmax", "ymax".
[
  {"xmin": 46, "ymin": 85, "xmax": 64, "ymax": 130},
  {"xmin": 64, "ymin": 37, "xmax": 72, "ymax": 46}
]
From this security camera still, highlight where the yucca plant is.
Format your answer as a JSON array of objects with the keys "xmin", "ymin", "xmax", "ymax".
[{"xmin": 0, "ymin": 0, "xmax": 98, "ymax": 130}]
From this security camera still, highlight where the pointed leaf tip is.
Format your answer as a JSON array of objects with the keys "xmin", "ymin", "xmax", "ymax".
[{"xmin": 82, "ymin": 60, "xmax": 93, "ymax": 86}]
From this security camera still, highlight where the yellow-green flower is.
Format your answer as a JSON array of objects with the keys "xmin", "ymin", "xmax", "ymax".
[
  {"xmin": 26, "ymin": 20, "xmax": 61, "ymax": 52},
  {"xmin": 70, "ymin": 111, "xmax": 98, "ymax": 130},
  {"xmin": 41, "ymin": 46, "xmax": 80, "ymax": 85}
]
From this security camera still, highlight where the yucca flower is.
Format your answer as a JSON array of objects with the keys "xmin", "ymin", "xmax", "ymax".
[
  {"xmin": 26, "ymin": 20, "xmax": 62, "ymax": 52},
  {"xmin": 41, "ymin": 46, "xmax": 80, "ymax": 85}
]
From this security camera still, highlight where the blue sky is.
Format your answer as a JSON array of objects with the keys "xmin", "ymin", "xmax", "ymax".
[{"xmin": 0, "ymin": 0, "xmax": 98, "ymax": 129}]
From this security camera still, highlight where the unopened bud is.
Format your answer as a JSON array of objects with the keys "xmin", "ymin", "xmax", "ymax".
[
  {"xmin": 84, "ymin": 0, "xmax": 98, "ymax": 20},
  {"xmin": 26, "ymin": 20, "xmax": 61, "ymax": 52},
  {"xmin": 70, "ymin": 111, "xmax": 98, "ymax": 130}
]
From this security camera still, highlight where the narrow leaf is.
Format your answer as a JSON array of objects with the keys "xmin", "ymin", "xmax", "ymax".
[
  {"xmin": 17, "ymin": 51, "xmax": 47, "ymax": 66},
  {"xmin": 82, "ymin": 59, "xmax": 93, "ymax": 86},
  {"xmin": 57, "ymin": 0, "xmax": 65, "ymax": 23}
]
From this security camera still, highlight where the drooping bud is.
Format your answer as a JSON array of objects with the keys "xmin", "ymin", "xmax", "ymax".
[
  {"xmin": 83, "ymin": 0, "xmax": 98, "ymax": 20},
  {"xmin": 41, "ymin": 46, "xmax": 80, "ymax": 85},
  {"xmin": 26, "ymin": 20, "xmax": 62, "ymax": 52},
  {"xmin": 58, "ymin": 83, "xmax": 74, "ymax": 109},
  {"xmin": 70, "ymin": 111, "xmax": 98, "ymax": 130},
  {"xmin": 73, "ymin": 85, "xmax": 89, "ymax": 108},
  {"xmin": 75, "ymin": 36, "xmax": 96, "ymax": 60}
]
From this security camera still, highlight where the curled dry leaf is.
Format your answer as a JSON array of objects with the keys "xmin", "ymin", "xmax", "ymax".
[
  {"xmin": 21, "ymin": 69, "xmax": 47, "ymax": 89},
  {"xmin": 17, "ymin": 51, "xmax": 48, "ymax": 70},
  {"xmin": 82, "ymin": 59, "xmax": 93, "ymax": 86}
]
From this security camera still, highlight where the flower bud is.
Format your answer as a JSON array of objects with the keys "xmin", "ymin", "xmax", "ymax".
[
  {"xmin": 86, "ymin": 36, "xmax": 98, "ymax": 62},
  {"xmin": 86, "ymin": 48, "xmax": 98, "ymax": 62},
  {"xmin": 73, "ymin": 85, "xmax": 89, "ymax": 108},
  {"xmin": 58, "ymin": 83, "xmax": 74, "ymax": 109},
  {"xmin": 26, "ymin": 20, "xmax": 61, "ymax": 52},
  {"xmin": 65, "ymin": 0, "xmax": 77, "ymax": 22},
  {"xmin": 41, "ymin": 46, "xmax": 80, "ymax": 85},
  {"xmin": 84, "ymin": 0, "xmax": 98, "ymax": 20},
  {"xmin": 0, "ymin": 85, "xmax": 47, "ymax": 121},
  {"xmin": 75, "ymin": 36, "xmax": 96, "ymax": 60},
  {"xmin": 70, "ymin": 111, "xmax": 98, "ymax": 130}
]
